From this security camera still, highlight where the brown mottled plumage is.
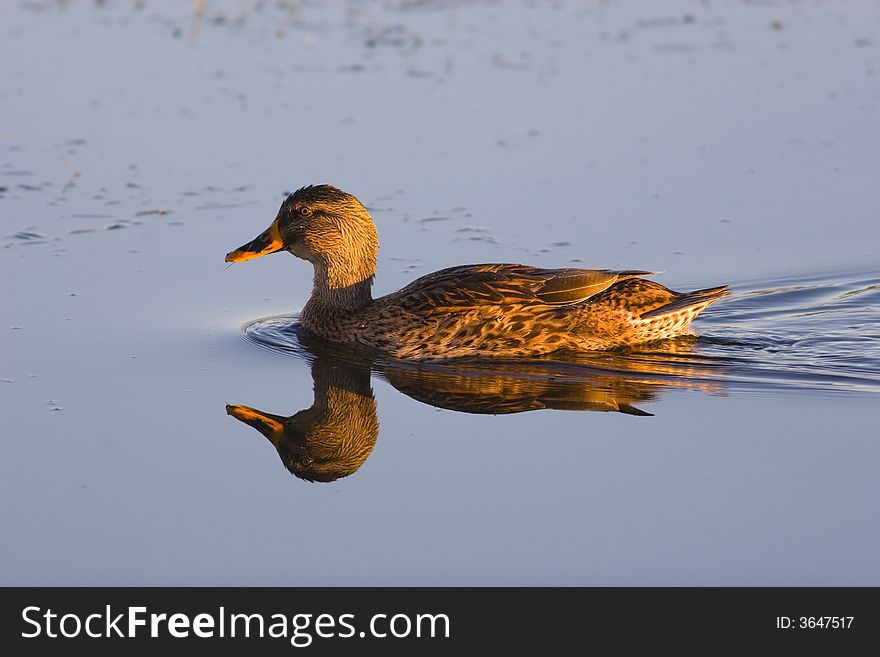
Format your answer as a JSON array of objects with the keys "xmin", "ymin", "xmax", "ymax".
[{"xmin": 226, "ymin": 185, "xmax": 729, "ymax": 360}]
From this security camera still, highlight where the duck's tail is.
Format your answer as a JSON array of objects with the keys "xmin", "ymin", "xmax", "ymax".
[{"xmin": 635, "ymin": 284, "xmax": 730, "ymax": 338}]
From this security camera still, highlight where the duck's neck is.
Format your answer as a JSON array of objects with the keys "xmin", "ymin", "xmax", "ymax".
[
  {"xmin": 308, "ymin": 265, "xmax": 374, "ymax": 312},
  {"xmin": 302, "ymin": 255, "xmax": 375, "ymax": 331},
  {"xmin": 300, "ymin": 211, "xmax": 379, "ymax": 326}
]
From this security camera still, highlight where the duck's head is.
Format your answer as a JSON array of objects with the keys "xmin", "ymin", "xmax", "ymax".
[{"xmin": 225, "ymin": 185, "xmax": 378, "ymax": 288}]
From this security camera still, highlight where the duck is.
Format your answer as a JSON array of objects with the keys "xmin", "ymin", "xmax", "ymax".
[{"xmin": 225, "ymin": 185, "xmax": 729, "ymax": 360}]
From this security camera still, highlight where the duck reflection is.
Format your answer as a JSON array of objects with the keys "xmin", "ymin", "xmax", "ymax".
[
  {"xmin": 227, "ymin": 330, "xmax": 729, "ymax": 483},
  {"xmin": 227, "ymin": 357, "xmax": 377, "ymax": 483}
]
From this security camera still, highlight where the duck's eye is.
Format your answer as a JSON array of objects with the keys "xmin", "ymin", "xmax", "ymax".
[
  {"xmin": 299, "ymin": 456, "xmax": 314, "ymax": 467},
  {"xmin": 299, "ymin": 206, "xmax": 312, "ymax": 217}
]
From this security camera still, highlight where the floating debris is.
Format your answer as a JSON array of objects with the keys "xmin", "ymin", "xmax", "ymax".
[
  {"xmin": 13, "ymin": 231, "xmax": 44, "ymax": 240},
  {"xmin": 364, "ymin": 24, "xmax": 422, "ymax": 50},
  {"xmin": 135, "ymin": 207, "xmax": 169, "ymax": 216},
  {"xmin": 61, "ymin": 156, "xmax": 80, "ymax": 185}
]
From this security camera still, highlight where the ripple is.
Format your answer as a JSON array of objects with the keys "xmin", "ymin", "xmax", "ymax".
[
  {"xmin": 698, "ymin": 268, "xmax": 880, "ymax": 394},
  {"xmin": 242, "ymin": 315, "xmax": 309, "ymax": 357}
]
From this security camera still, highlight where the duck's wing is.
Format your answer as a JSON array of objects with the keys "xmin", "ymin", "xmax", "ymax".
[{"xmin": 392, "ymin": 264, "xmax": 655, "ymax": 310}]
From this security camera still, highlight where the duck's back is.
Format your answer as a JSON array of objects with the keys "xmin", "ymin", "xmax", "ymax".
[
  {"xmin": 332, "ymin": 264, "xmax": 722, "ymax": 360},
  {"xmin": 387, "ymin": 263, "xmax": 652, "ymax": 311}
]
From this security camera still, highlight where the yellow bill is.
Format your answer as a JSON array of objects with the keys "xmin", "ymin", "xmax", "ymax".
[{"xmin": 225, "ymin": 219, "xmax": 284, "ymax": 263}]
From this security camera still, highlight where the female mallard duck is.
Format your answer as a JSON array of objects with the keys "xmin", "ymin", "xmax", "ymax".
[{"xmin": 226, "ymin": 185, "xmax": 728, "ymax": 360}]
